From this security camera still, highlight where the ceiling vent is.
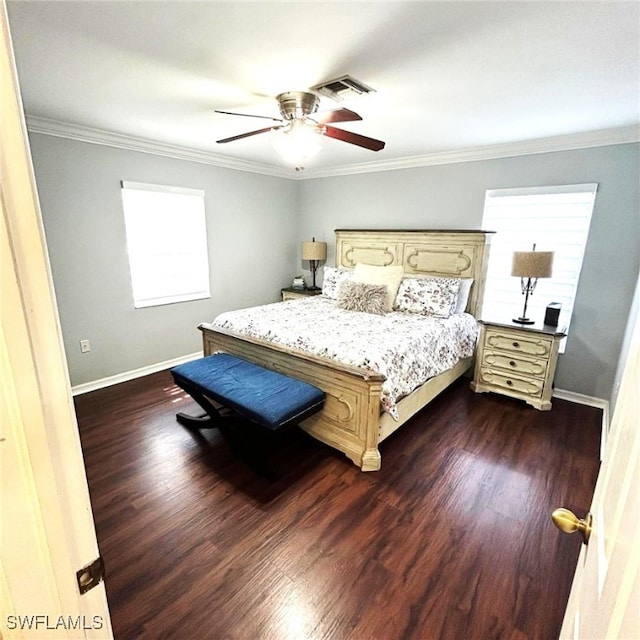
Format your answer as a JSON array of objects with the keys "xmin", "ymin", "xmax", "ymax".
[{"xmin": 311, "ymin": 75, "xmax": 375, "ymax": 102}]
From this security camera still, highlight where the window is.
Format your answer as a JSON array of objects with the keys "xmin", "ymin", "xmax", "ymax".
[
  {"xmin": 121, "ymin": 181, "xmax": 210, "ymax": 308},
  {"xmin": 481, "ymin": 184, "xmax": 597, "ymax": 347}
]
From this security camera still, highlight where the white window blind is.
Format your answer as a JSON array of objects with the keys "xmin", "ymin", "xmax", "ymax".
[
  {"xmin": 481, "ymin": 184, "xmax": 597, "ymax": 347},
  {"xmin": 121, "ymin": 181, "xmax": 210, "ymax": 308}
]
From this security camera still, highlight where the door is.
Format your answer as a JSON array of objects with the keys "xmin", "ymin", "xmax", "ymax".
[
  {"xmin": 558, "ymin": 308, "xmax": 640, "ymax": 638},
  {"xmin": 1, "ymin": 5, "xmax": 113, "ymax": 638}
]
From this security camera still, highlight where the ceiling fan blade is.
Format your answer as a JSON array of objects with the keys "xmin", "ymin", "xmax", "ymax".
[
  {"xmin": 314, "ymin": 108, "xmax": 362, "ymax": 124},
  {"xmin": 216, "ymin": 126, "xmax": 282, "ymax": 144},
  {"xmin": 215, "ymin": 110, "xmax": 283, "ymax": 123},
  {"xmin": 323, "ymin": 125, "xmax": 385, "ymax": 151}
]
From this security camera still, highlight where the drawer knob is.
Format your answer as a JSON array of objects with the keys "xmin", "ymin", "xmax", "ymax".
[
  {"xmin": 509, "ymin": 360, "xmax": 516, "ymax": 367},
  {"xmin": 506, "ymin": 379, "xmax": 513, "ymax": 386},
  {"xmin": 512, "ymin": 341, "xmax": 520, "ymax": 348}
]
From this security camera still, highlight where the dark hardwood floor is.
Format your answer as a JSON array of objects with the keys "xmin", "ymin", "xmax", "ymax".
[{"xmin": 74, "ymin": 372, "xmax": 601, "ymax": 640}]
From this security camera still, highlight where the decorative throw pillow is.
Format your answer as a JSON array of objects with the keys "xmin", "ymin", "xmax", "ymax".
[
  {"xmin": 337, "ymin": 281, "xmax": 388, "ymax": 315},
  {"xmin": 352, "ymin": 263, "xmax": 404, "ymax": 312},
  {"xmin": 322, "ymin": 267, "xmax": 353, "ymax": 300},
  {"xmin": 395, "ymin": 276, "xmax": 461, "ymax": 318}
]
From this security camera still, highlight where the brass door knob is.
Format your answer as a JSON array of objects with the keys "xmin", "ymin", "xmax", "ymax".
[{"xmin": 551, "ymin": 508, "xmax": 592, "ymax": 545}]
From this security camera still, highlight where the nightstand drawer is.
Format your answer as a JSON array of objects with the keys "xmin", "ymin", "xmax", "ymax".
[
  {"xmin": 484, "ymin": 329, "xmax": 552, "ymax": 358},
  {"xmin": 282, "ymin": 290, "xmax": 306, "ymax": 301},
  {"xmin": 477, "ymin": 368, "xmax": 544, "ymax": 399},
  {"xmin": 481, "ymin": 350, "xmax": 549, "ymax": 379},
  {"xmin": 281, "ymin": 287, "xmax": 322, "ymax": 301}
]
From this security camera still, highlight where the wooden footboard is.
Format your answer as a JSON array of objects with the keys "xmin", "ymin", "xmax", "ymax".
[
  {"xmin": 199, "ymin": 324, "xmax": 473, "ymax": 470},
  {"xmin": 199, "ymin": 323, "xmax": 386, "ymax": 470}
]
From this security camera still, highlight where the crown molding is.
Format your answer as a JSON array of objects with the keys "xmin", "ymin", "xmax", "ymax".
[
  {"xmin": 302, "ymin": 125, "xmax": 640, "ymax": 178},
  {"xmin": 26, "ymin": 115, "xmax": 639, "ymax": 181},
  {"xmin": 25, "ymin": 116, "xmax": 294, "ymax": 179}
]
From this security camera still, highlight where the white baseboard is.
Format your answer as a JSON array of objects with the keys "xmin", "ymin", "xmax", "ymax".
[
  {"xmin": 553, "ymin": 388, "xmax": 610, "ymax": 460},
  {"xmin": 71, "ymin": 351, "xmax": 203, "ymax": 396},
  {"xmin": 553, "ymin": 387, "xmax": 608, "ymax": 410}
]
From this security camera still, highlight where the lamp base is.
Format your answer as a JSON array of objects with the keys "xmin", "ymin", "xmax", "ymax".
[{"xmin": 512, "ymin": 317, "xmax": 535, "ymax": 325}]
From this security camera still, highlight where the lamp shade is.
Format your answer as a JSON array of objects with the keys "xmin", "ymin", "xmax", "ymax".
[
  {"xmin": 301, "ymin": 240, "xmax": 327, "ymax": 261},
  {"xmin": 511, "ymin": 251, "xmax": 554, "ymax": 278}
]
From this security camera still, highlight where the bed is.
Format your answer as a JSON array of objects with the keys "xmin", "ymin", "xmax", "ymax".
[{"xmin": 199, "ymin": 229, "xmax": 493, "ymax": 471}]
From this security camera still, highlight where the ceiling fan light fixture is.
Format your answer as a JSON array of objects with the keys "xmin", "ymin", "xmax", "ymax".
[
  {"xmin": 276, "ymin": 91, "xmax": 320, "ymax": 120},
  {"xmin": 216, "ymin": 85, "xmax": 385, "ymax": 161},
  {"xmin": 270, "ymin": 120, "xmax": 324, "ymax": 166}
]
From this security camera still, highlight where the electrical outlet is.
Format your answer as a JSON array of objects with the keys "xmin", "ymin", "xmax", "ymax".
[{"xmin": 80, "ymin": 339, "xmax": 91, "ymax": 353}]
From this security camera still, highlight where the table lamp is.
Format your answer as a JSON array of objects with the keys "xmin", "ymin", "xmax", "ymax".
[
  {"xmin": 511, "ymin": 245, "xmax": 554, "ymax": 324},
  {"xmin": 301, "ymin": 237, "xmax": 327, "ymax": 290}
]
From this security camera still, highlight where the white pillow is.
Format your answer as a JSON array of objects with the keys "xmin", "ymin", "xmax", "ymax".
[
  {"xmin": 353, "ymin": 263, "xmax": 404, "ymax": 312},
  {"xmin": 453, "ymin": 278, "xmax": 474, "ymax": 314}
]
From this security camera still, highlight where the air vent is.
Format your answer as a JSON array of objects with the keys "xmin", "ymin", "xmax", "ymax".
[{"xmin": 311, "ymin": 76, "xmax": 376, "ymax": 102}]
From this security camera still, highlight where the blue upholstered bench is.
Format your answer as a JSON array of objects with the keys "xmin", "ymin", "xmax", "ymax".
[{"xmin": 171, "ymin": 353, "xmax": 325, "ymax": 432}]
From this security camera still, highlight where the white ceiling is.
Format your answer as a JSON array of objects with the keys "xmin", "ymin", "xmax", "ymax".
[{"xmin": 6, "ymin": 1, "xmax": 640, "ymax": 178}]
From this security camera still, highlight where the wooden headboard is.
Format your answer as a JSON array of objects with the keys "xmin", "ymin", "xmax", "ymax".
[{"xmin": 334, "ymin": 229, "xmax": 494, "ymax": 318}]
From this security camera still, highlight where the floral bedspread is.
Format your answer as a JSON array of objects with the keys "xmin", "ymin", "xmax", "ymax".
[{"xmin": 211, "ymin": 296, "xmax": 479, "ymax": 419}]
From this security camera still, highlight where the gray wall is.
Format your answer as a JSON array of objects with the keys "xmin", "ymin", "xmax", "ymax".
[
  {"xmin": 30, "ymin": 133, "xmax": 639, "ymax": 402},
  {"xmin": 299, "ymin": 143, "xmax": 640, "ymax": 401},
  {"xmin": 30, "ymin": 134, "xmax": 298, "ymax": 387}
]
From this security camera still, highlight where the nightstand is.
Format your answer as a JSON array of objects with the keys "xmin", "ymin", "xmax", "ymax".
[
  {"xmin": 281, "ymin": 287, "xmax": 323, "ymax": 302},
  {"xmin": 470, "ymin": 319, "xmax": 566, "ymax": 410}
]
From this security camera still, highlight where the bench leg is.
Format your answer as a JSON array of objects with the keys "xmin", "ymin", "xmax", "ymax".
[
  {"xmin": 176, "ymin": 411, "xmax": 213, "ymax": 429},
  {"xmin": 175, "ymin": 380, "xmax": 230, "ymax": 430}
]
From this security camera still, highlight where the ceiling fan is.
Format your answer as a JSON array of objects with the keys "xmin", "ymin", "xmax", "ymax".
[{"xmin": 215, "ymin": 91, "xmax": 385, "ymax": 155}]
